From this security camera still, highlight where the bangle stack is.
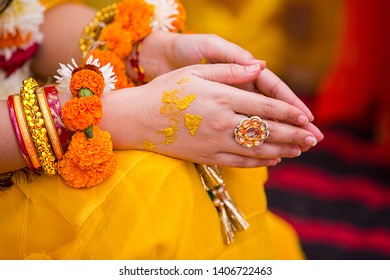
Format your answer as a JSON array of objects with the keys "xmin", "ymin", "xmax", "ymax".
[{"xmin": 7, "ymin": 78, "xmax": 71, "ymax": 176}]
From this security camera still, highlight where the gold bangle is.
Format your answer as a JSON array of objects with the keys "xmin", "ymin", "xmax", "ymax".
[
  {"xmin": 36, "ymin": 87, "xmax": 64, "ymax": 161},
  {"xmin": 79, "ymin": 3, "xmax": 117, "ymax": 58},
  {"xmin": 13, "ymin": 94, "xmax": 41, "ymax": 169},
  {"xmin": 20, "ymin": 78, "xmax": 57, "ymax": 176}
]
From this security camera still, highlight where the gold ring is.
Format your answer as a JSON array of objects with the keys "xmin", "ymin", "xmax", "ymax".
[{"xmin": 234, "ymin": 116, "xmax": 269, "ymax": 148}]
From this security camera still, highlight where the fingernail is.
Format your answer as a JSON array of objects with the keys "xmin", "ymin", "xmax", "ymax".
[
  {"xmin": 298, "ymin": 115, "xmax": 309, "ymax": 125},
  {"xmin": 246, "ymin": 64, "xmax": 261, "ymax": 73},
  {"xmin": 267, "ymin": 159, "xmax": 278, "ymax": 166},
  {"xmin": 290, "ymin": 147, "xmax": 301, "ymax": 157},
  {"xmin": 305, "ymin": 136, "xmax": 317, "ymax": 146},
  {"xmin": 251, "ymin": 59, "xmax": 266, "ymax": 70}
]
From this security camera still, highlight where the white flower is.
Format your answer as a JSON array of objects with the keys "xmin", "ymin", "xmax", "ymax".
[
  {"xmin": 84, "ymin": 55, "xmax": 117, "ymax": 92},
  {"xmin": 53, "ymin": 58, "xmax": 78, "ymax": 93},
  {"xmin": 145, "ymin": 0, "xmax": 179, "ymax": 31},
  {"xmin": 54, "ymin": 56, "xmax": 117, "ymax": 94},
  {"xmin": 0, "ymin": 0, "xmax": 44, "ymax": 44}
]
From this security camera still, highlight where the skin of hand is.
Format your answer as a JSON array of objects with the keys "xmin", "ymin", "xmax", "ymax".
[
  {"xmin": 134, "ymin": 31, "xmax": 324, "ymax": 150},
  {"xmin": 99, "ymin": 63, "xmax": 320, "ymax": 168}
]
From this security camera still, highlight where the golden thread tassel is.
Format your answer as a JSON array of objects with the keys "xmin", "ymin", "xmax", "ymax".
[{"xmin": 195, "ymin": 164, "xmax": 249, "ymax": 245}]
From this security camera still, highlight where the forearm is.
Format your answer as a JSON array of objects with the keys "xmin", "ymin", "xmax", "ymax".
[
  {"xmin": 31, "ymin": 3, "xmax": 96, "ymax": 78},
  {"xmin": 127, "ymin": 31, "xmax": 178, "ymax": 82}
]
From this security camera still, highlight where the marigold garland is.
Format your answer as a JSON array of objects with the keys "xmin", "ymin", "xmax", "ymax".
[
  {"xmin": 88, "ymin": 48, "xmax": 132, "ymax": 88},
  {"xmin": 99, "ymin": 22, "xmax": 133, "ymax": 60},
  {"xmin": 61, "ymin": 95, "xmax": 102, "ymax": 131},
  {"xmin": 57, "ymin": 0, "xmax": 188, "ymax": 188},
  {"xmin": 80, "ymin": 0, "xmax": 186, "ymax": 89},
  {"xmin": 70, "ymin": 67, "xmax": 105, "ymax": 97},
  {"xmin": 56, "ymin": 58, "xmax": 116, "ymax": 188},
  {"xmin": 115, "ymin": 0, "xmax": 154, "ymax": 43}
]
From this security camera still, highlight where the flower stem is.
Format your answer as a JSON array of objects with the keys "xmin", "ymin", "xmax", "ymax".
[
  {"xmin": 79, "ymin": 88, "xmax": 93, "ymax": 98},
  {"xmin": 84, "ymin": 125, "xmax": 93, "ymax": 138}
]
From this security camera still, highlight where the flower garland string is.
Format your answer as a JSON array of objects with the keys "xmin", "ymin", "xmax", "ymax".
[{"xmin": 55, "ymin": 56, "xmax": 117, "ymax": 188}]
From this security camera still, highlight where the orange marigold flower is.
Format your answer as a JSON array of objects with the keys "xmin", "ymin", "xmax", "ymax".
[
  {"xmin": 62, "ymin": 95, "xmax": 103, "ymax": 131},
  {"xmin": 87, "ymin": 49, "xmax": 129, "ymax": 89},
  {"xmin": 172, "ymin": 0, "xmax": 187, "ymax": 32},
  {"xmin": 99, "ymin": 22, "xmax": 133, "ymax": 59},
  {"xmin": 58, "ymin": 153, "xmax": 116, "ymax": 188},
  {"xmin": 70, "ymin": 69, "xmax": 105, "ymax": 97},
  {"xmin": 87, "ymin": 49, "xmax": 126, "ymax": 73},
  {"xmin": 115, "ymin": 72, "xmax": 134, "ymax": 89},
  {"xmin": 65, "ymin": 126, "xmax": 114, "ymax": 169},
  {"xmin": 0, "ymin": 30, "xmax": 31, "ymax": 48},
  {"xmin": 115, "ymin": 0, "xmax": 154, "ymax": 42}
]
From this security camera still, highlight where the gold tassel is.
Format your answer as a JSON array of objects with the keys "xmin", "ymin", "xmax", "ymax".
[
  {"xmin": 0, "ymin": 168, "xmax": 41, "ymax": 189},
  {"xmin": 195, "ymin": 164, "xmax": 249, "ymax": 245}
]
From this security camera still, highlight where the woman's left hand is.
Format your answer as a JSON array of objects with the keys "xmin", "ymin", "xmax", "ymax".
[{"xmin": 139, "ymin": 32, "xmax": 324, "ymax": 149}]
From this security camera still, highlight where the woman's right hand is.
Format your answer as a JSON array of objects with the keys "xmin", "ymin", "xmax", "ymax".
[{"xmin": 103, "ymin": 62, "xmax": 322, "ymax": 168}]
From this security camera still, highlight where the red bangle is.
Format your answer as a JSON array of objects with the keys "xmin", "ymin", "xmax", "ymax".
[
  {"xmin": 42, "ymin": 85, "xmax": 72, "ymax": 152},
  {"xmin": 36, "ymin": 87, "xmax": 64, "ymax": 161},
  {"xmin": 129, "ymin": 41, "xmax": 145, "ymax": 84},
  {"xmin": 7, "ymin": 94, "xmax": 35, "ymax": 170}
]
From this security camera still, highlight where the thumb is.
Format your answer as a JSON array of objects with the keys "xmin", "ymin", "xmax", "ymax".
[{"xmin": 192, "ymin": 63, "xmax": 262, "ymax": 85}]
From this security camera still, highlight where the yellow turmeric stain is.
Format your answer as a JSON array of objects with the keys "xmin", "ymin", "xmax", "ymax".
[
  {"xmin": 184, "ymin": 114, "xmax": 203, "ymax": 136},
  {"xmin": 158, "ymin": 124, "xmax": 178, "ymax": 144},
  {"xmin": 177, "ymin": 77, "xmax": 191, "ymax": 84},
  {"xmin": 176, "ymin": 94, "xmax": 195, "ymax": 110},
  {"xmin": 143, "ymin": 140, "xmax": 157, "ymax": 150},
  {"xmin": 200, "ymin": 57, "xmax": 208, "ymax": 64},
  {"xmin": 161, "ymin": 90, "xmax": 180, "ymax": 104},
  {"xmin": 160, "ymin": 90, "xmax": 196, "ymax": 114}
]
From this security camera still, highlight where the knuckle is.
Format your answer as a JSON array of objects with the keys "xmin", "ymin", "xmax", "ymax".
[
  {"xmin": 252, "ymin": 145, "xmax": 266, "ymax": 158},
  {"xmin": 209, "ymin": 118, "xmax": 231, "ymax": 132},
  {"xmin": 204, "ymin": 34, "xmax": 220, "ymax": 53},
  {"xmin": 285, "ymin": 106, "xmax": 298, "ymax": 122},
  {"xmin": 269, "ymin": 78, "xmax": 283, "ymax": 98},
  {"xmin": 266, "ymin": 122, "xmax": 277, "ymax": 141},
  {"xmin": 233, "ymin": 156, "xmax": 248, "ymax": 168},
  {"xmin": 212, "ymin": 91, "xmax": 232, "ymax": 108},
  {"xmin": 223, "ymin": 65, "xmax": 237, "ymax": 81},
  {"xmin": 291, "ymin": 128, "xmax": 302, "ymax": 144},
  {"xmin": 260, "ymin": 101, "xmax": 274, "ymax": 117}
]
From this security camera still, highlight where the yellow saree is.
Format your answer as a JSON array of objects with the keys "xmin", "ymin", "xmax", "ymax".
[{"xmin": 0, "ymin": 150, "xmax": 303, "ymax": 259}]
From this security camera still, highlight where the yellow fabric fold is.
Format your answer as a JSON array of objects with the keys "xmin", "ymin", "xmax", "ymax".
[
  {"xmin": 40, "ymin": 0, "xmax": 83, "ymax": 11},
  {"xmin": 0, "ymin": 150, "xmax": 303, "ymax": 260}
]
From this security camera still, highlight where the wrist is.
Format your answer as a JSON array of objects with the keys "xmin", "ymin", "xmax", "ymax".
[{"xmin": 127, "ymin": 31, "xmax": 179, "ymax": 82}]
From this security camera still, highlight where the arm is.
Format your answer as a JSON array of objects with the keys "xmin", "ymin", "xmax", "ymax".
[
  {"xmin": 31, "ymin": 3, "xmax": 96, "ymax": 77},
  {"xmin": 0, "ymin": 3, "xmax": 96, "ymax": 173}
]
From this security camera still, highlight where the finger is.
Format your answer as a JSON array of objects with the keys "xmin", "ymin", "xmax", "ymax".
[
  {"xmin": 256, "ymin": 68, "xmax": 314, "ymax": 121},
  {"xmin": 199, "ymin": 34, "xmax": 264, "ymax": 67},
  {"xmin": 265, "ymin": 120, "xmax": 318, "ymax": 147},
  {"xmin": 227, "ymin": 91, "xmax": 310, "ymax": 126},
  {"xmin": 234, "ymin": 142, "xmax": 303, "ymax": 159},
  {"xmin": 301, "ymin": 122, "xmax": 324, "ymax": 142},
  {"xmin": 191, "ymin": 63, "xmax": 262, "ymax": 86},
  {"xmin": 212, "ymin": 153, "xmax": 281, "ymax": 168}
]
